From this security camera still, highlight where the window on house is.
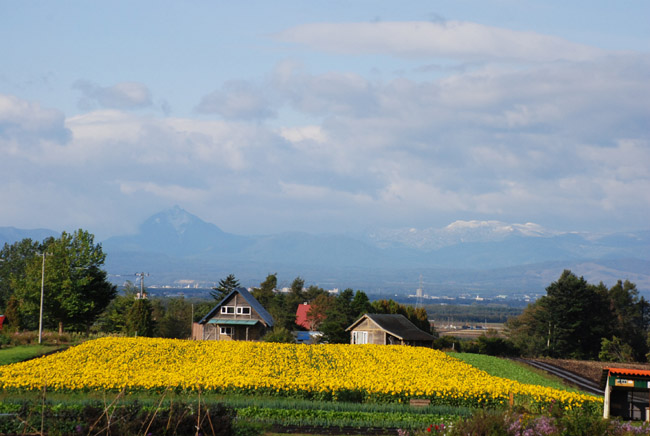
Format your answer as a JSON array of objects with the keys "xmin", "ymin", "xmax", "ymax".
[
  {"xmin": 352, "ymin": 331, "xmax": 368, "ymax": 344},
  {"xmin": 220, "ymin": 327, "xmax": 232, "ymax": 335},
  {"xmin": 220, "ymin": 306, "xmax": 235, "ymax": 314},
  {"xmin": 236, "ymin": 306, "xmax": 251, "ymax": 315}
]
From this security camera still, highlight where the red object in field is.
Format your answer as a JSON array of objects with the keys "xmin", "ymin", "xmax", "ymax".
[{"xmin": 0, "ymin": 315, "xmax": 5, "ymax": 329}]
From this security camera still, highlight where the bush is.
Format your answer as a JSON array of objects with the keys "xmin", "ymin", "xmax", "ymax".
[
  {"xmin": 447, "ymin": 409, "xmax": 508, "ymax": 436},
  {"xmin": 262, "ymin": 327, "xmax": 295, "ymax": 343}
]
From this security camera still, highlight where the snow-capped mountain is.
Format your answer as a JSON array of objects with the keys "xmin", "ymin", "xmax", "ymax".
[{"xmin": 366, "ymin": 220, "xmax": 562, "ymax": 250}]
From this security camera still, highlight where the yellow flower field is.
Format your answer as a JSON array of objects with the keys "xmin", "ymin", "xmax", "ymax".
[{"xmin": 0, "ymin": 337, "xmax": 600, "ymax": 409}]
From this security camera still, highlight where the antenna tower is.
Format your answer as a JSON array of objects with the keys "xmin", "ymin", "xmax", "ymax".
[{"xmin": 416, "ymin": 274, "xmax": 423, "ymax": 308}]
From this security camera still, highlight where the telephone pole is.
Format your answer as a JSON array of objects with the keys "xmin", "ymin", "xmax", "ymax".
[{"xmin": 135, "ymin": 272, "xmax": 149, "ymax": 299}]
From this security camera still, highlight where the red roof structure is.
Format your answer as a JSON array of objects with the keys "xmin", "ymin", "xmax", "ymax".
[
  {"xmin": 606, "ymin": 368, "xmax": 650, "ymax": 377},
  {"xmin": 295, "ymin": 303, "xmax": 312, "ymax": 330}
]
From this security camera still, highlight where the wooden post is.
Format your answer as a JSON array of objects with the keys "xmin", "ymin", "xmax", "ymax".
[
  {"xmin": 603, "ymin": 380, "xmax": 611, "ymax": 419},
  {"xmin": 509, "ymin": 392, "xmax": 514, "ymax": 407}
]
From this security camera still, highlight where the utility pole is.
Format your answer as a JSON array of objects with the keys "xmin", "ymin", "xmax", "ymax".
[
  {"xmin": 38, "ymin": 252, "xmax": 46, "ymax": 344},
  {"xmin": 135, "ymin": 272, "xmax": 149, "ymax": 299}
]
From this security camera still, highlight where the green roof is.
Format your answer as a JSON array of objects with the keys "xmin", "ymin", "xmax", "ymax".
[{"xmin": 207, "ymin": 319, "xmax": 259, "ymax": 326}]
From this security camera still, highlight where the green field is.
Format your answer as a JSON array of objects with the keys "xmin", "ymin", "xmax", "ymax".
[
  {"xmin": 0, "ymin": 344, "xmax": 65, "ymax": 366},
  {"xmin": 449, "ymin": 352, "xmax": 584, "ymax": 393}
]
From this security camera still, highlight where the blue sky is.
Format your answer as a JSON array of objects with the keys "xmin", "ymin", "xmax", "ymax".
[{"xmin": 1, "ymin": 1, "xmax": 648, "ymax": 239}]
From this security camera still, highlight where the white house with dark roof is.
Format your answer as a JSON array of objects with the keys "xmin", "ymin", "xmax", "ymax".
[
  {"xmin": 194, "ymin": 287, "xmax": 274, "ymax": 341},
  {"xmin": 346, "ymin": 313, "xmax": 434, "ymax": 347}
]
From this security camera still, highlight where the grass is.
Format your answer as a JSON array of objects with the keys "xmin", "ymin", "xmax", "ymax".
[
  {"xmin": 449, "ymin": 352, "xmax": 584, "ymax": 393},
  {"xmin": 0, "ymin": 344, "xmax": 66, "ymax": 365}
]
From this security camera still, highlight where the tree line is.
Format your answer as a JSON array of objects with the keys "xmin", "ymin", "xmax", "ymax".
[
  {"xmin": 0, "ymin": 233, "xmax": 433, "ymax": 344},
  {"xmin": 506, "ymin": 270, "xmax": 649, "ymax": 361}
]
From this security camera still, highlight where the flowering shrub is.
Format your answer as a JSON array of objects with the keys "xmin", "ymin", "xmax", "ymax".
[{"xmin": 0, "ymin": 337, "xmax": 600, "ymax": 411}]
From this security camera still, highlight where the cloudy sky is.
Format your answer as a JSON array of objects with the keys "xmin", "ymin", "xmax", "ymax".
[{"xmin": 1, "ymin": 1, "xmax": 649, "ymax": 240}]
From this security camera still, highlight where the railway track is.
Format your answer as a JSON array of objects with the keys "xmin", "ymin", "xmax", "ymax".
[{"xmin": 514, "ymin": 358, "xmax": 604, "ymax": 396}]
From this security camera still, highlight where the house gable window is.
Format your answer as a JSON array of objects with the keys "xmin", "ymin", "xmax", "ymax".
[
  {"xmin": 220, "ymin": 327, "xmax": 233, "ymax": 335},
  {"xmin": 352, "ymin": 331, "xmax": 368, "ymax": 344},
  {"xmin": 221, "ymin": 306, "xmax": 235, "ymax": 314},
  {"xmin": 236, "ymin": 306, "xmax": 251, "ymax": 315}
]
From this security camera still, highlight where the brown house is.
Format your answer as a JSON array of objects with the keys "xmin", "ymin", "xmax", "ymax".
[
  {"xmin": 346, "ymin": 313, "xmax": 434, "ymax": 347},
  {"xmin": 195, "ymin": 287, "xmax": 274, "ymax": 341}
]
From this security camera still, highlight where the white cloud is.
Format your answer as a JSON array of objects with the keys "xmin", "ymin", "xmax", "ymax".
[
  {"xmin": 0, "ymin": 94, "xmax": 71, "ymax": 149},
  {"xmin": 274, "ymin": 21, "xmax": 604, "ymax": 62}
]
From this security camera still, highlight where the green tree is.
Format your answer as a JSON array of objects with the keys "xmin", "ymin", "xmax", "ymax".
[
  {"xmin": 126, "ymin": 298, "xmax": 154, "ymax": 337},
  {"xmin": 350, "ymin": 290, "xmax": 372, "ymax": 318},
  {"xmin": 157, "ymin": 297, "xmax": 192, "ymax": 339},
  {"xmin": 96, "ymin": 281, "xmax": 138, "ymax": 333},
  {"xmin": 506, "ymin": 270, "xmax": 633, "ymax": 360},
  {"xmin": 370, "ymin": 298, "xmax": 434, "ymax": 334},
  {"xmin": 11, "ymin": 230, "xmax": 116, "ymax": 333},
  {"xmin": 607, "ymin": 280, "xmax": 647, "ymax": 360},
  {"xmin": 0, "ymin": 238, "xmax": 40, "ymax": 314},
  {"xmin": 210, "ymin": 274, "xmax": 240, "ymax": 301},
  {"xmin": 319, "ymin": 289, "xmax": 356, "ymax": 343},
  {"xmin": 599, "ymin": 336, "xmax": 635, "ymax": 363},
  {"xmin": 540, "ymin": 270, "xmax": 610, "ymax": 359},
  {"xmin": 251, "ymin": 273, "xmax": 276, "ymax": 308}
]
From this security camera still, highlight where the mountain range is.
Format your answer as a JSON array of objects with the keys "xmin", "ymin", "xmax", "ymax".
[{"xmin": 2, "ymin": 206, "xmax": 649, "ymax": 295}]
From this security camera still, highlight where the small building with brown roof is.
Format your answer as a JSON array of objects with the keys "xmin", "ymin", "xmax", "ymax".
[{"xmin": 346, "ymin": 313, "xmax": 434, "ymax": 347}]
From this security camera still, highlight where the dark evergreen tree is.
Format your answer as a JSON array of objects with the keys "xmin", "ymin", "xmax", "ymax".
[{"xmin": 210, "ymin": 274, "xmax": 240, "ymax": 301}]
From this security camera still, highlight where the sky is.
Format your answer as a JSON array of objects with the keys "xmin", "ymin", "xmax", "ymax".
[{"xmin": 1, "ymin": 1, "xmax": 649, "ymax": 240}]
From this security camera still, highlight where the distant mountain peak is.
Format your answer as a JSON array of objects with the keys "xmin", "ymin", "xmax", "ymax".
[{"xmin": 141, "ymin": 206, "xmax": 205, "ymax": 235}]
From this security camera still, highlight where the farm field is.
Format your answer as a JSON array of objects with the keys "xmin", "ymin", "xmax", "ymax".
[
  {"xmin": 0, "ymin": 337, "xmax": 605, "ymax": 434},
  {"xmin": 0, "ymin": 337, "xmax": 600, "ymax": 407}
]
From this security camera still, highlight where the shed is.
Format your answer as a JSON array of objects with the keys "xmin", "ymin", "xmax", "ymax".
[
  {"xmin": 346, "ymin": 313, "xmax": 434, "ymax": 347},
  {"xmin": 601, "ymin": 367, "xmax": 650, "ymax": 421},
  {"xmin": 196, "ymin": 287, "xmax": 274, "ymax": 341}
]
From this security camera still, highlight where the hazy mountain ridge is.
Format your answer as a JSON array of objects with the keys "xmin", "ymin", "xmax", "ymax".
[{"xmin": 3, "ymin": 207, "xmax": 649, "ymax": 294}]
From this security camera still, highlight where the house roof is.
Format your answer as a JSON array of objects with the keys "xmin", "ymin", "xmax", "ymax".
[
  {"xmin": 198, "ymin": 287, "xmax": 274, "ymax": 327},
  {"xmin": 295, "ymin": 303, "xmax": 311, "ymax": 329},
  {"xmin": 346, "ymin": 313, "xmax": 434, "ymax": 342}
]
